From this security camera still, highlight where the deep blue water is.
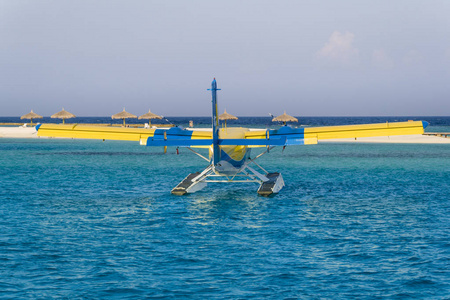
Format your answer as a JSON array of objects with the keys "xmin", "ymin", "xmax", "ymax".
[{"xmin": 1, "ymin": 118, "xmax": 450, "ymax": 298}]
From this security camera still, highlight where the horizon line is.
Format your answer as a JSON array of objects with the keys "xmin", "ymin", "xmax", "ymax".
[{"xmin": 1, "ymin": 115, "xmax": 450, "ymax": 118}]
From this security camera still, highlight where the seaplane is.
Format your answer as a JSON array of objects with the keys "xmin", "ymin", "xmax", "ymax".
[{"xmin": 36, "ymin": 79, "xmax": 428, "ymax": 196}]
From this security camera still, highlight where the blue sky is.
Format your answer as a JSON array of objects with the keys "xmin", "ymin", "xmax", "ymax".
[{"xmin": 1, "ymin": 0, "xmax": 449, "ymax": 116}]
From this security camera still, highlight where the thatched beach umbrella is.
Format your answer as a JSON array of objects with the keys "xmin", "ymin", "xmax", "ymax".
[
  {"xmin": 112, "ymin": 108, "xmax": 137, "ymax": 126},
  {"xmin": 51, "ymin": 108, "xmax": 76, "ymax": 124},
  {"xmin": 272, "ymin": 111, "xmax": 298, "ymax": 126},
  {"xmin": 20, "ymin": 110, "xmax": 42, "ymax": 126},
  {"xmin": 138, "ymin": 109, "xmax": 162, "ymax": 127},
  {"xmin": 218, "ymin": 109, "xmax": 238, "ymax": 129}
]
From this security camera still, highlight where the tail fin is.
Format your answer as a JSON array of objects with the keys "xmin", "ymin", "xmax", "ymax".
[{"xmin": 208, "ymin": 78, "xmax": 221, "ymax": 165}]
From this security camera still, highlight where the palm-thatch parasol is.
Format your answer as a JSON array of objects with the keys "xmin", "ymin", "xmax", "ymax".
[
  {"xmin": 138, "ymin": 109, "xmax": 162, "ymax": 127},
  {"xmin": 218, "ymin": 109, "xmax": 238, "ymax": 129},
  {"xmin": 51, "ymin": 108, "xmax": 76, "ymax": 124},
  {"xmin": 20, "ymin": 110, "xmax": 43, "ymax": 126},
  {"xmin": 272, "ymin": 111, "xmax": 298, "ymax": 126},
  {"xmin": 112, "ymin": 108, "xmax": 137, "ymax": 126}
]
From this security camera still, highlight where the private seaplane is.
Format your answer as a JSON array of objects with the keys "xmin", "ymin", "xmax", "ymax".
[{"xmin": 36, "ymin": 79, "xmax": 428, "ymax": 196}]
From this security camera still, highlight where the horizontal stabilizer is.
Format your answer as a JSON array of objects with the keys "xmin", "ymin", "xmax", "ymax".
[
  {"xmin": 219, "ymin": 138, "xmax": 286, "ymax": 146},
  {"xmin": 147, "ymin": 139, "xmax": 213, "ymax": 147},
  {"xmin": 146, "ymin": 137, "xmax": 288, "ymax": 147}
]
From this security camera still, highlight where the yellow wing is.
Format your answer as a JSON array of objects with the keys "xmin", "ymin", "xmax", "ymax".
[
  {"xmin": 245, "ymin": 121, "xmax": 426, "ymax": 145},
  {"xmin": 36, "ymin": 124, "xmax": 156, "ymax": 145},
  {"xmin": 36, "ymin": 124, "xmax": 212, "ymax": 146},
  {"xmin": 305, "ymin": 121, "xmax": 426, "ymax": 140}
]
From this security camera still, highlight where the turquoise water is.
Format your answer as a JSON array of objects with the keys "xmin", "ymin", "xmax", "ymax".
[{"xmin": 1, "ymin": 138, "xmax": 449, "ymax": 298}]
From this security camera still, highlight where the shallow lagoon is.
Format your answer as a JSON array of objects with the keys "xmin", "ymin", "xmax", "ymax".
[{"xmin": 0, "ymin": 138, "xmax": 449, "ymax": 298}]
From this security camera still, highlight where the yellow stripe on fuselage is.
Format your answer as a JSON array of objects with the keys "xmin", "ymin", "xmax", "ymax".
[
  {"xmin": 188, "ymin": 129, "xmax": 213, "ymax": 148},
  {"xmin": 217, "ymin": 127, "xmax": 249, "ymax": 161}
]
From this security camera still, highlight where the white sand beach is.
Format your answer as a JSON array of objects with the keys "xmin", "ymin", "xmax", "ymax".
[{"xmin": 0, "ymin": 126, "xmax": 38, "ymax": 138}]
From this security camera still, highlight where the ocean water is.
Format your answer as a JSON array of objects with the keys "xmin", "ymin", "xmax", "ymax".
[{"xmin": 1, "ymin": 119, "xmax": 450, "ymax": 299}]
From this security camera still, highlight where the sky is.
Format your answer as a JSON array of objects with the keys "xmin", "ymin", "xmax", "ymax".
[{"xmin": 1, "ymin": 0, "xmax": 450, "ymax": 117}]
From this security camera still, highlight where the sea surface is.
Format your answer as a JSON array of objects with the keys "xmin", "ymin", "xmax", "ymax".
[{"xmin": 0, "ymin": 117, "xmax": 449, "ymax": 299}]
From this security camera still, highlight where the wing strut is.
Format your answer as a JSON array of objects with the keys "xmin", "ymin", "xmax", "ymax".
[{"xmin": 186, "ymin": 147, "xmax": 210, "ymax": 162}]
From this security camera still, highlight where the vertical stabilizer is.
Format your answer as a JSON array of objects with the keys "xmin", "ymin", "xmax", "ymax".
[{"xmin": 209, "ymin": 78, "xmax": 221, "ymax": 165}]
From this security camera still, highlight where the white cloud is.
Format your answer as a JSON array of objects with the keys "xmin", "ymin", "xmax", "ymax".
[
  {"xmin": 316, "ymin": 31, "xmax": 359, "ymax": 66},
  {"xmin": 372, "ymin": 49, "xmax": 394, "ymax": 69}
]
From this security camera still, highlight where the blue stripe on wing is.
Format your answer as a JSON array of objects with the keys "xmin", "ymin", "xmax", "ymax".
[
  {"xmin": 146, "ymin": 126, "xmax": 308, "ymax": 147},
  {"xmin": 148, "ymin": 127, "xmax": 203, "ymax": 146},
  {"xmin": 153, "ymin": 127, "xmax": 194, "ymax": 140},
  {"xmin": 147, "ymin": 139, "xmax": 213, "ymax": 146},
  {"xmin": 268, "ymin": 126, "xmax": 305, "ymax": 145},
  {"xmin": 147, "ymin": 138, "xmax": 286, "ymax": 147}
]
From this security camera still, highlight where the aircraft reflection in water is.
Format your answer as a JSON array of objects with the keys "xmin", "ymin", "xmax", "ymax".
[{"xmin": 37, "ymin": 79, "xmax": 428, "ymax": 196}]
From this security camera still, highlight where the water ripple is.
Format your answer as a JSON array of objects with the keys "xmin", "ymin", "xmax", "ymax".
[{"xmin": 0, "ymin": 139, "xmax": 449, "ymax": 298}]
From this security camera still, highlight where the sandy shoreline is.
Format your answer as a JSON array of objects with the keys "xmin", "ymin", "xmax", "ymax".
[
  {"xmin": 0, "ymin": 127, "xmax": 39, "ymax": 138},
  {"xmin": 1, "ymin": 126, "xmax": 449, "ymax": 144}
]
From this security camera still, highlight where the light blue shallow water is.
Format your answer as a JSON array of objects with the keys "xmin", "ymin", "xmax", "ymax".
[{"xmin": 0, "ymin": 138, "xmax": 449, "ymax": 299}]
